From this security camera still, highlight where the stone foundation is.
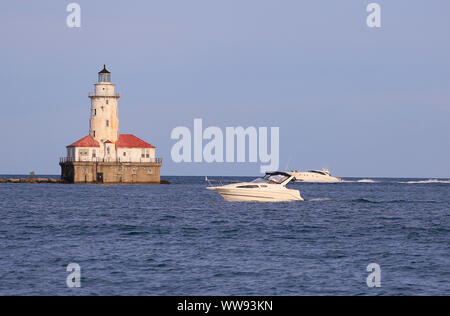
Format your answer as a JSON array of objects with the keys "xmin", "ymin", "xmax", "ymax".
[{"xmin": 60, "ymin": 161, "xmax": 162, "ymax": 184}]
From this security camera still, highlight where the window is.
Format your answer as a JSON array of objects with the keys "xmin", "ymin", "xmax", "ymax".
[
  {"xmin": 147, "ymin": 168, "xmax": 153, "ymax": 174},
  {"xmin": 107, "ymin": 147, "xmax": 110, "ymax": 154},
  {"xmin": 252, "ymin": 174, "xmax": 289, "ymax": 185},
  {"xmin": 94, "ymin": 109, "xmax": 96, "ymax": 116},
  {"xmin": 92, "ymin": 150, "xmax": 96, "ymax": 158},
  {"xmin": 79, "ymin": 149, "xmax": 89, "ymax": 156},
  {"xmin": 106, "ymin": 120, "xmax": 110, "ymax": 127},
  {"xmin": 99, "ymin": 74, "xmax": 111, "ymax": 83},
  {"xmin": 106, "ymin": 100, "xmax": 109, "ymax": 105},
  {"xmin": 146, "ymin": 149, "xmax": 150, "ymax": 158},
  {"xmin": 123, "ymin": 152, "xmax": 126, "ymax": 157},
  {"xmin": 141, "ymin": 149, "xmax": 145, "ymax": 158},
  {"xmin": 93, "ymin": 131, "xmax": 96, "ymax": 138},
  {"xmin": 236, "ymin": 185, "xmax": 259, "ymax": 189}
]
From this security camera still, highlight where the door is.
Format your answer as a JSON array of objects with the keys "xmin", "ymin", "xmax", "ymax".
[{"xmin": 96, "ymin": 173, "xmax": 104, "ymax": 183}]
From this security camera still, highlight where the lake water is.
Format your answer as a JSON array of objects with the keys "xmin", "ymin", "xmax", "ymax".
[{"xmin": 0, "ymin": 176, "xmax": 449, "ymax": 295}]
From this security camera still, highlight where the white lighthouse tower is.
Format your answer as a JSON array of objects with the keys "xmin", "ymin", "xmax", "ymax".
[{"xmin": 89, "ymin": 65, "xmax": 120, "ymax": 143}]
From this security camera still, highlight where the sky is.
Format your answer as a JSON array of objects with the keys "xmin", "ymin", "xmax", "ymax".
[{"xmin": 0, "ymin": 0, "xmax": 449, "ymax": 177}]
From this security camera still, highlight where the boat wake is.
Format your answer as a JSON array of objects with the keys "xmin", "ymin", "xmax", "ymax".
[
  {"xmin": 307, "ymin": 198, "xmax": 332, "ymax": 202},
  {"xmin": 303, "ymin": 197, "xmax": 440, "ymax": 204},
  {"xmin": 399, "ymin": 179, "xmax": 450, "ymax": 184},
  {"xmin": 356, "ymin": 179, "xmax": 377, "ymax": 183},
  {"xmin": 342, "ymin": 179, "xmax": 378, "ymax": 183}
]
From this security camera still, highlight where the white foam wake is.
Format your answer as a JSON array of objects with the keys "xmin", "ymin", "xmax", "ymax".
[
  {"xmin": 342, "ymin": 179, "xmax": 378, "ymax": 183},
  {"xmin": 399, "ymin": 179, "xmax": 450, "ymax": 184},
  {"xmin": 357, "ymin": 179, "xmax": 377, "ymax": 183},
  {"xmin": 307, "ymin": 198, "xmax": 332, "ymax": 202}
]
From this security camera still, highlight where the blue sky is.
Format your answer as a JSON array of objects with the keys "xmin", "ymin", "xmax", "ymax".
[{"xmin": 0, "ymin": 1, "xmax": 449, "ymax": 177}]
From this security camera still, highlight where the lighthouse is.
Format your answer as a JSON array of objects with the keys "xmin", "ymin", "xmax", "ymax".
[
  {"xmin": 89, "ymin": 65, "xmax": 120, "ymax": 143},
  {"xmin": 60, "ymin": 65, "xmax": 163, "ymax": 183}
]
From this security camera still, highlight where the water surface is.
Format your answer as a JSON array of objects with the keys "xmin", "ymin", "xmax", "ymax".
[{"xmin": 0, "ymin": 176, "xmax": 449, "ymax": 295}]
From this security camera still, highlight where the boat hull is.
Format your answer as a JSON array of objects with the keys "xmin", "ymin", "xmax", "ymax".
[
  {"xmin": 207, "ymin": 187, "xmax": 303, "ymax": 202},
  {"xmin": 288, "ymin": 172, "xmax": 342, "ymax": 183}
]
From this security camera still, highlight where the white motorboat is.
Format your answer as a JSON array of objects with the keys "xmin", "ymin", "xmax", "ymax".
[
  {"xmin": 287, "ymin": 168, "xmax": 342, "ymax": 183},
  {"xmin": 206, "ymin": 172, "xmax": 304, "ymax": 202}
]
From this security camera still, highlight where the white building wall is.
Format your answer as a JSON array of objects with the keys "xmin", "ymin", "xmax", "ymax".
[
  {"xmin": 117, "ymin": 148, "xmax": 156, "ymax": 162},
  {"xmin": 67, "ymin": 146, "xmax": 154, "ymax": 162},
  {"xmin": 104, "ymin": 143, "xmax": 116, "ymax": 162},
  {"xmin": 68, "ymin": 147, "xmax": 99, "ymax": 162}
]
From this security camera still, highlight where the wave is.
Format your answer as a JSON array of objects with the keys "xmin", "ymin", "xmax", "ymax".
[
  {"xmin": 399, "ymin": 179, "xmax": 450, "ymax": 184},
  {"xmin": 307, "ymin": 198, "xmax": 377, "ymax": 203},
  {"xmin": 307, "ymin": 198, "xmax": 332, "ymax": 202},
  {"xmin": 351, "ymin": 198, "xmax": 378, "ymax": 203},
  {"xmin": 346, "ymin": 198, "xmax": 438, "ymax": 204},
  {"xmin": 342, "ymin": 179, "xmax": 378, "ymax": 183},
  {"xmin": 304, "ymin": 198, "xmax": 437, "ymax": 204},
  {"xmin": 357, "ymin": 179, "xmax": 377, "ymax": 183}
]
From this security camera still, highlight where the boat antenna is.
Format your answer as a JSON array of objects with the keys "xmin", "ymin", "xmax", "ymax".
[
  {"xmin": 205, "ymin": 176, "xmax": 213, "ymax": 186},
  {"xmin": 285, "ymin": 156, "xmax": 292, "ymax": 171}
]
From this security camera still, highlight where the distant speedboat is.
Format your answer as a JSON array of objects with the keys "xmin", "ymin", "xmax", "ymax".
[
  {"xmin": 206, "ymin": 172, "xmax": 304, "ymax": 202},
  {"xmin": 287, "ymin": 168, "xmax": 342, "ymax": 183}
]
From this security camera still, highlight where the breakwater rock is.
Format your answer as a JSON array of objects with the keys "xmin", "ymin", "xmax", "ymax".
[
  {"xmin": 0, "ymin": 178, "xmax": 170, "ymax": 185},
  {"xmin": 0, "ymin": 178, "xmax": 65, "ymax": 184}
]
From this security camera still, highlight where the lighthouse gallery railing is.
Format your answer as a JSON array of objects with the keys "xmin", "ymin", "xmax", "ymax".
[{"xmin": 60, "ymin": 157, "xmax": 163, "ymax": 164}]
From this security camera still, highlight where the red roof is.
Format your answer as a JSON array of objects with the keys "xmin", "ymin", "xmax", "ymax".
[
  {"xmin": 116, "ymin": 134, "xmax": 155, "ymax": 148},
  {"xmin": 67, "ymin": 135, "xmax": 100, "ymax": 148}
]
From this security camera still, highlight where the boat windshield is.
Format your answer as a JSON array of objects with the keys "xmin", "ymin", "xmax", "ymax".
[
  {"xmin": 310, "ymin": 170, "xmax": 328, "ymax": 176},
  {"xmin": 252, "ymin": 174, "xmax": 289, "ymax": 184}
]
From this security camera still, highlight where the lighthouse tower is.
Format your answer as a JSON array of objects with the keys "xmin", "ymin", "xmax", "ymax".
[
  {"xmin": 60, "ymin": 65, "xmax": 162, "ymax": 184},
  {"xmin": 89, "ymin": 65, "xmax": 120, "ymax": 143}
]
